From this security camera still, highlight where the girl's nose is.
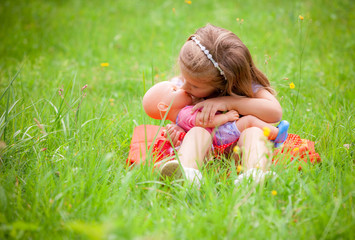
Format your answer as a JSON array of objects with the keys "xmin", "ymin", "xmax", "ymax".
[
  {"xmin": 181, "ymin": 83, "xmax": 189, "ymax": 92},
  {"xmin": 180, "ymin": 88, "xmax": 189, "ymax": 95}
]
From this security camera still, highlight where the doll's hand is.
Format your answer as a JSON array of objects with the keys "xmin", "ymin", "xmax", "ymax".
[
  {"xmin": 225, "ymin": 110, "xmax": 239, "ymax": 121},
  {"xmin": 164, "ymin": 124, "xmax": 186, "ymax": 147},
  {"xmin": 191, "ymin": 98, "xmax": 229, "ymax": 125}
]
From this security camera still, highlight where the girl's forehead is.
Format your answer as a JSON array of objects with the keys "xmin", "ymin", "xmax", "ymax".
[
  {"xmin": 182, "ymin": 74, "xmax": 210, "ymax": 87},
  {"xmin": 181, "ymin": 69, "xmax": 210, "ymax": 83}
]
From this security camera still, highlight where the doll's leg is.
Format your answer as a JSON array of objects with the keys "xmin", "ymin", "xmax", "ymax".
[
  {"xmin": 236, "ymin": 116, "xmax": 289, "ymax": 146},
  {"xmin": 235, "ymin": 115, "xmax": 278, "ymax": 139}
]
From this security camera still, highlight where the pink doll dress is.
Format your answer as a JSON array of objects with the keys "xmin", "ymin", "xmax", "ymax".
[{"xmin": 176, "ymin": 105, "xmax": 240, "ymax": 146}]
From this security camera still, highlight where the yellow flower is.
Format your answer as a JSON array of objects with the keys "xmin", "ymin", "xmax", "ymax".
[
  {"xmin": 299, "ymin": 15, "xmax": 304, "ymax": 20},
  {"xmin": 185, "ymin": 0, "xmax": 191, "ymax": 4},
  {"xmin": 101, "ymin": 63, "xmax": 109, "ymax": 67},
  {"xmin": 271, "ymin": 190, "xmax": 277, "ymax": 196},
  {"xmin": 233, "ymin": 145, "xmax": 241, "ymax": 154},
  {"xmin": 263, "ymin": 127, "xmax": 271, "ymax": 137},
  {"xmin": 237, "ymin": 165, "xmax": 243, "ymax": 173},
  {"xmin": 236, "ymin": 18, "xmax": 240, "ymax": 22},
  {"xmin": 289, "ymin": 82, "xmax": 295, "ymax": 89}
]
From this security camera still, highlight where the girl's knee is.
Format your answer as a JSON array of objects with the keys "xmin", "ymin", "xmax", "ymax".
[
  {"xmin": 242, "ymin": 126, "xmax": 263, "ymax": 135},
  {"xmin": 187, "ymin": 127, "xmax": 210, "ymax": 136},
  {"xmin": 183, "ymin": 127, "xmax": 213, "ymax": 145},
  {"xmin": 239, "ymin": 127, "xmax": 263, "ymax": 141}
]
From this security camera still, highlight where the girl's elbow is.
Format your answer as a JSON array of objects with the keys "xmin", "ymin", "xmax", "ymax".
[
  {"xmin": 270, "ymin": 100, "xmax": 283, "ymax": 122},
  {"xmin": 273, "ymin": 107, "xmax": 283, "ymax": 122},
  {"xmin": 266, "ymin": 104, "xmax": 282, "ymax": 122}
]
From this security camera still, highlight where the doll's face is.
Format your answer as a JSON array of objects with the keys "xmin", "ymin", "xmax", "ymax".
[
  {"xmin": 158, "ymin": 81, "xmax": 193, "ymax": 109},
  {"xmin": 143, "ymin": 81, "xmax": 193, "ymax": 120}
]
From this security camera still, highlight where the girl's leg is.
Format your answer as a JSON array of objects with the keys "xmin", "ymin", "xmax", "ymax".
[
  {"xmin": 178, "ymin": 127, "xmax": 212, "ymax": 169},
  {"xmin": 237, "ymin": 127, "xmax": 269, "ymax": 171},
  {"xmin": 234, "ymin": 127, "xmax": 276, "ymax": 185},
  {"xmin": 160, "ymin": 127, "xmax": 212, "ymax": 185}
]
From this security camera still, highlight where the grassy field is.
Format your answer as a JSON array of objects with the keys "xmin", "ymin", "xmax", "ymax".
[{"xmin": 0, "ymin": 0, "xmax": 354, "ymax": 239}]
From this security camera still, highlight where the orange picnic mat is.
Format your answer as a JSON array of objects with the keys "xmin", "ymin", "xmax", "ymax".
[
  {"xmin": 127, "ymin": 125, "xmax": 321, "ymax": 166},
  {"xmin": 127, "ymin": 125, "xmax": 185, "ymax": 166}
]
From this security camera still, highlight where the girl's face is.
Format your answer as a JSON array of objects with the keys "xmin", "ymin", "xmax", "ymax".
[{"xmin": 180, "ymin": 70, "xmax": 217, "ymax": 98}]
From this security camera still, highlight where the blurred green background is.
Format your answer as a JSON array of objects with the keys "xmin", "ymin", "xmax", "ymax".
[{"xmin": 0, "ymin": 0, "xmax": 354, "ymax": 239}]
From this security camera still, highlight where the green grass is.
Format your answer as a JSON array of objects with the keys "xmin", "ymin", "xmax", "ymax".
[{"xmin": 0, "ymin": 0, "xmax": 354, "ymax": 239}]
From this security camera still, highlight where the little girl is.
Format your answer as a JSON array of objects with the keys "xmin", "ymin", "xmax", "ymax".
[{"xmin": 157, "ymin": 24, "xmax": 284, "ymax": 186}]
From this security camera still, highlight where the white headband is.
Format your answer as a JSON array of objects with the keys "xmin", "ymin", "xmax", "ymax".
[{"xmin": 191, "ymin": 36, "xmax": 226, "ymax": 80}]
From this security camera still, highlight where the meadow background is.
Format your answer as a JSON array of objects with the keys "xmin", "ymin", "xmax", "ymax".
[{"xmin": 0, "ymin": 0, "xmax": 354, "ymax": 239}]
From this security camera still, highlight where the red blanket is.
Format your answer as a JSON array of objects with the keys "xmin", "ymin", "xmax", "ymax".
[
  {"xmin": 126, "ymin": 125, "xmax": 166, "ymax": 165},
  {"xmin": 127, "ymin": 125, "xmax": 321, "ymax": 167},
  {"xmin": 273, "ymin": 133, "xmax": 321, "ymax": 169}
]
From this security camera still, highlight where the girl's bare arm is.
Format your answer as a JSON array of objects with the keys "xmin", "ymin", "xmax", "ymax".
[{"xmin": 192, "ymin": 89, "xmax": 282, "ymax": 124}]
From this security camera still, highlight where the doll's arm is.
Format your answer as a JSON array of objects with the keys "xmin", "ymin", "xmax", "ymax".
[
  {"xmin": 195, "ymin": 110, "xmax": 239, "ymax": 128},
  {"xmin": 164, "ymin": 124, "xmax": 185, "ymax": 147}
]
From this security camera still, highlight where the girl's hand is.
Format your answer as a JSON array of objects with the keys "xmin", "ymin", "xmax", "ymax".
[
  {"xmin": 191, "ymin": 98, "xmax": 229, "ymax": 125},
  {"xmin": 164, "ymin": 124, "xmax": 186, "ymax": 147}
]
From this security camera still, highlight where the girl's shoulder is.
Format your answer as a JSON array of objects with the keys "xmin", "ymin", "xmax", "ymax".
[
  {"xmin": 252, "ymin": 82, "xmax": 276, "ymax": 96},
  {"xmin": 252, "ymin": 82, "xmax": 263, "ymax": 94}
]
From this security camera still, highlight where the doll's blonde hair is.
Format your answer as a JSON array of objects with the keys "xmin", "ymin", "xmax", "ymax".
[{"xmin": 179, "ymin": 24, "xmax": 274, "ymax": 97}]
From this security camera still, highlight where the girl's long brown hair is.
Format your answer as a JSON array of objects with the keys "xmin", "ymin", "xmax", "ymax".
[{"xmin": 179, "ymin": 24, "xmax": 274, "ymax": 98}]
